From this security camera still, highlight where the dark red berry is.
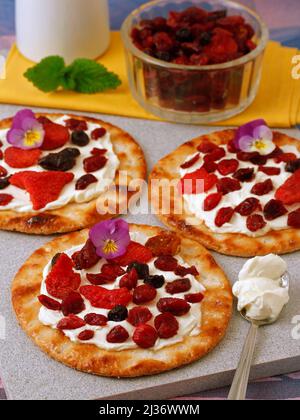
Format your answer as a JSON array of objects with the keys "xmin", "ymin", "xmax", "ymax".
[
  {"xmin": 217, "ymin": 159, "xmax": 239, "ymax": 176},
  {"xmin": 237, "ymin": 151, "xmax": 258, "ymax": 161},
  {"xmin": 185, "ymin": 293, "xmax": 204, "ymax": 303},
  {"xmin": 233, "ymin": 168, "xmax": 255, "ymax": 182},
  {"xmin": 119, "ymin": 269, "xmax": 138, "ymax": 290},
  {"xmin": 154, "ymin": 256, "xmax": 178, "ymax": 272},
  {"xmin": 91, "ymin": 148, "xmax": 107, "ymax": 156},
  {"xmin": 84, "ymin": 313, "xmax": 108, "ymax": 326},
  {"xmin": 204, "ymin": 192, "xmax": 223, "ymax": 211},
  {"xmin": 227, "ymin": 140, "xmax": 239, "ymax": 153},
  {"xmin": 157, "ymin": 298, "xmax": 191, "ymax": 316},
  {"xmin": 133, "ymin": 324, "xmax": 158, "ymax": 349},
  {"xmin": 250, "ymin": 154, "xmax": 267, "ymax": 166},
  {"xmin": 166, "ymin": 278, "xmax": 191, "ymax": 295},
  {"xmin": 202, "ymin": 161, "xmax": 218, "ymax": 173},
  {"xmin": 133, "ymin": 284, "xmax": 157, "ymax": 304},
  {"xmin": 37, "ymin": 116, "xmax": 52, "ymax": 125},
  {"xmin": 175, "ymin": 266, "xmax": 199, "ymax": 277},
  {"xmin": 38, "ymin": 295, "xmax": 62, "ymax": 311},
  {"xmin": 251, "ymin": 179, "xmax": 274, "ymax": 196},
  {"xmin": 246, "ymin": 214, "xmax": 266, "ymax": 232},
  {"xmin": 127, "ymin": 306, "xmax": 152, "ymax": 327},
  {"xmin": 72, "ymin": 240, "xmax": 100, "ymax": 270},
  {"xmin": 154, "ymin": 313, "xmax": 179, "ymax": 339},
  {"xmin": 181, "ymin": 154, "xmax": 200, "ymax": 169},
  {"xmin": 217, "ymin": 178, "xmax": 241, "ymax": 195},
  {"xmin": 204, "ymin": 147, "xmax": 226, "ymax": 163},
  {"xmin": 235, "ymin": 198, "xmax": 261, "ymax": 216},
  {"xmin": 108, "ymin": 305, "xmax": 128, "ymax": 322},
  {"xmin": 78, "ymin": 330, "xmax": 95, "ymax": 341},
  {"xmin": 91, "ymin": 128, "xmax": 107, "ymax": 140},
  {"xmin": 259, "ymin": 166, "xmax": 281, "ymax": 176},
  {"xmin": 288, "ymin": 209, "xmax": 300, "ymax": 228},
  {"xmin": 0, "ymin": 166, "xmax": 8, "ymax": 178},
  {"xmin": 0, "ymin": 177, "xmax": 10, "ymax": 190},
  {"xmin": 215, "ymin": 207, "xmax": 234, "ymax": 227},
  {"xmin": 197, "ymin": 142, "xmax": 219, "ymax": 154},
  {"xmin": 106, "ymin": 326, "xmax": 129, "ymax": 343},
  {"xmin": 57, "ymin": 315, "xmax": 86, "ymax": 330},
  {"xmin": 75, "ymin": 174, "xmax": 98, "ymax": 190},
  {"xmin": 286, "ymin": 159, "xmax": 300, "ymax": 173},
  {"xmin": 127, "ymin": 262, "xmax": 149, "ymax": 279},
  {"xmin": 264, "ymin": 199, "xmax": 288, "ymax": 221},
  {"xmin": 61, "ymin": 292, "xmax": 85, "ymax": 316},
  {"xmin": 83, "ymin": 155, "xmax": 108, "ymax": 173},
  {"xmin": 65, "ymin": 118, "xmax": 88, "ymax": 131},
  {"xmin": 276, "ymin": 153, "xmax": 297, "ymax": 163}
]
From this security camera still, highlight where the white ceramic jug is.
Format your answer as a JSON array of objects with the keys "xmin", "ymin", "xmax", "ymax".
[{"xmin": 16, "ymin": 0, "xmax": 110, "ymax": 63}]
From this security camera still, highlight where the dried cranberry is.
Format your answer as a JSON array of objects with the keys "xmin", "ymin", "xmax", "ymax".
[
  {"xmin": 38, "ymin": 295, "xmax": 61, "ymax": 311},
  {"xmin": 157, "ymin": 298, "xmax": 190, "ymax": 316},
  {"xmin": 153, "ymin": 32, "xmax": 173, "ymax": 52},
  {"xmin": 72, "ymin": 239, "xmax": 100, "ymax": 270},
  {"xmin": 91, "ymin": 148, "xmax": 107, "ymax": 156},
  {"xmin": 57, "ymin": 315, "xmax": 85, "ymax": 330},
  {"xmin": 276, "ymin": 153, "xmax": 297, "ymax": 163},
  {"xmin": 61, "ymin": 292, "xmax": 85, "ymax": 316},
  {"xmin": 166, "ymin": 278, "xmax": 191, "ymax": 295},
  {"xmin": 0, "ymin": 194, "xmax": 13, "ymax": 206},
  {"xmin": 227, "ymin": 140, "xmax": 239, "ymax": 153},
  {"xmin": 217, "ymin": 178, "xmax": 241, "ymax": 195},
  {"xmin": 215, "ymin": 207, "xmax": 235, "ymax": 227},
  {"xmin": 198, "ymin": 142, "xmax": 219, "ymax": 154},
  {"xmin": 217, "ymin": 159, "xmax": 239, "ymax": 176},
  {"xmin": 180, "ymin": 154, "xmax": 200, "ymax": 169},
  {"xmin": 127, "ymin": 306, "xmax": 152, "ymax": 327},
  {"xmin": 127, "ymin": 262, "xmax": 149, "ymax": 279},
  {"xmin": 266, "ymin": 146, "xmax": 283, "ymax": 159},
  {"xmin": 175, "ymin": 266, "xmax": 199, "ymax": 277},
  {"xmin": 204, "ymin": 147, "xmax": 226, "ymax": 163},
  {"xmin": 37, "ymin": 116, "xmax": 52, "ymax": 125},
  {"xmin": 144, "ymin": 275, "xmax": 165, "ymax": 289},
  {"xmin": 185, "ymin": 293, "xmax": 204, "ymax": 303},
  {"xmin": 246, "ymin": 214, "xmax": 266, "ymax": 232},
  {"xmin": 119, "ymin": 269, "xmax": 138, "ymax": 290},
  {"xmin": 286, "ymin": 159, "xmax": 300, "ymax": 173},
  {"xmin": 0, "ymin": 177, "xmax": 10, "ymax": 190},
  {"xmin": 75, "ymin": 174, "xmax": 98, "ymax": 190},
  {"xmin": 176, "ymin": 28, "xmax": 194, "ymax": 42},
  {"xmin": 237, "ymin": 151, "xmax": 258, "ymax": 161},
  {"xmin": 83, "ymin": 155, "xmax": 108, "ymax": 173},
  {"xmin": 107, "ymin": 326, "xmax": 129, "ymax": 343},
  {"xmin": 250, "ymin": 154, "xmax": 268, "ymax": 166},
  {"xmin": 133, "ymin": 324, "xmax": 158, "ymax": 349},
  {"xmin": 65, "ymin": 118, "xmax": 88, "ymax": 131},
  {"xmin": 202, "ymin": 160, "xmax": 217, "ymax": 173},
  {"xmin": 235, "ymin": 198, "xmax": 261, "ymax": 216},
  {"xmin": 91, "ymin": 128, "xmax": 107, "ymax": 140},
  {"xmin": 108, "ymin": 305, "xmax": 128, "ymax": 322},
  {"xmin": 39, "ymin": 148, "xmax": 80, "ymax": 172},
  {"xmin": 133, "ymin": 284, "xmax": 157, "ymax": 304},
  {"xmin": 78, "ymin": 330, "xmax": 95, "ymax": 341},
  {"xmin": 251, "ymin": 179, "xmax": 274, "ymax": 196},
  {"xmin": 154, "ymin": 313, "xmax": 179, "ymax": 339},
  {"xmin": 84, "ymin": 313, "xmax": 108, "ymax": 326},
  {"xmin": 204, "ymin": 192, "xmax": 223, "ymax": 211},
  {"xmin": 154, "ymin": 256, "xmax": 178, "ymax": 272},
  {"xmin": 264, "ymin": 199, "xmax": 288, "ymax": 221},
  {"xmin": 233, "ymin": 168, "xmax": 255, "ymax": 182},
  {"xmin": 259, "ymin": 166, "xmax": 281, "ymax": 176},
  {"xmin": 288, "ymin": 209, "xmax": 300, "ymax": 228},
  {"xmin": 0, "ymin": 166, "xmax": 8, "ymax": 178}
]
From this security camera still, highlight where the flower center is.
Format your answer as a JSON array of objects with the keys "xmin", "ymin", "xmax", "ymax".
[
  {"xmin": 24, "ymin": 130, "xmax": 41, "ymax": 147},
  {"xmin": 254, "ymin": 138, "xmax": 268, "ymax": 151},
  {"xmin": 103, "ymin": 239, "xmax": 118, "ymax": 255}
]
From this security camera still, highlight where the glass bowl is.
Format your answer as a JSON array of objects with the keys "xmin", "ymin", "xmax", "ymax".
[{"xmin": 121, "ymin": 0, "xmax": 269, "ymax": 124}]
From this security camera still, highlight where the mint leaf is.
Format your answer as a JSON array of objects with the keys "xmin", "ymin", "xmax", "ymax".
[{"xmin": 24, "ymin": 56, "xmax": 66, "ymax": 93}]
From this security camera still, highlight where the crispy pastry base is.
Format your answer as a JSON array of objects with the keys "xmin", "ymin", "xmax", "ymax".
[
  {"xmin": 0, "ymin": 114, "xmax": 147, "ymax": 235},
  {"xmin": 149, "ymin": 130, "xmax": 300, "ymax": 257},
  {"xmin": 12, "ymin": 225, "xmax": 233, "ymax": 378}
]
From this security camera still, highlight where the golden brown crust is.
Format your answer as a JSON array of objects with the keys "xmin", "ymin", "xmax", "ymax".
[
  {"xmin": 149, "ymin": 129, "xmax": 300, "ymax": 257},
  {"xmin": 0, "ymin": 114, "xmax": 147, "ymax": 235},
  {"xmin": 11, "ymin": 225, "xmax": 232, "ymax": 378}
]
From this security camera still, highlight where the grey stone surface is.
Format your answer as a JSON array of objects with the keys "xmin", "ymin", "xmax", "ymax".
[{"xmin": 0, "ymin": 105, "xmax": 299, "ymax": 400}]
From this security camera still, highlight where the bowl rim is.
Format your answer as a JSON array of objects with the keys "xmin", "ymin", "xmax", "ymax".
[{"xmin": 121, "ymin": 0, "xmax": 270, "ymax": 71}]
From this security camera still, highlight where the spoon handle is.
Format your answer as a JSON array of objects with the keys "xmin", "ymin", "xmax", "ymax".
[{"xmin": 228, "ymin": 323, "xmax": 259, "ymax": 400}]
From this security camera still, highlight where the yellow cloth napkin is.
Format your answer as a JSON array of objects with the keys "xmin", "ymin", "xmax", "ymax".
[{"xmin": 0, "ymin": 32, "xmax": 299, "ymax": 127}]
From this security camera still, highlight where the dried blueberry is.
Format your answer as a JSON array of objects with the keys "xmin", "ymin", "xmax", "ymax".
[
  {"xmin": 286, "ymin": 159, "xmax": 300, "ymax": 173},
  {"xmin": 200, "ymin": 32, "xmax": 212, "ymax": 46},
  {"xmin": 71, "ymin": 131, "xmax": 90, "ymax": 147},
  {"xmin": 127, "ymin": 262, "xmax": 149, "ymax": 279},
  {"xmin": 144, "ymin": 275, "xmax": 165, "ymax": 289},
  {"xmin": 176, "ymin": 28, "xmax": 193, "ymax": 42},
  {"xmin": 0, "ymin": 177, "xmax": 10, "ymax": 190},
  {"xmin": 39, "ymin": 148, "xmax": 80, "ymax": 171},
  {"xmin": 108, "ymin": 305, "xmax": 128, "ymax": 322}
]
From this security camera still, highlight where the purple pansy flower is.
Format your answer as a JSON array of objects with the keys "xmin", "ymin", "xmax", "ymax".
[
  {"xmin": 7, "ymin": 109, "xmax": 44, "ymax": 150},
  {"xmin": 89, "ymin": 219, "xmax": 131, "ymax": 260},
  {"xmin": 235, "ymin": 119, "xmax": 275, "ymax": 156}
]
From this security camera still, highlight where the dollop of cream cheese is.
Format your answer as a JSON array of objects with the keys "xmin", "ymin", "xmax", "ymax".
[
  {"xmin": 0, "ymin": 115, "xmax": 120, "ymax": 212},
  {"xmin": 232, "ymin": 254, "xmax": 289, "ymax": 322},
  {"xmin": 39, "ymin": 232, "xmax": 206, "ymax": 352}
]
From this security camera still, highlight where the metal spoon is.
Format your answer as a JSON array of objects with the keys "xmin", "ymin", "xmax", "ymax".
[{"xmin": 228, "ymin": 273, "xmax": 290, "ymax": 401}]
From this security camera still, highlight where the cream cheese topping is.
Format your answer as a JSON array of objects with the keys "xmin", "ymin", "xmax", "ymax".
[
  {"xmin": 0, "ymin": 115, "xmax": 120, "ymax": 212},
  {"xmin": 180, "ymin": 145, "xmax": 299, "ymax": 237},
  {"xmin": 38, "ymin": 232, "xmax": 205, "ymax": 351},
  {"xmin": 232, "ymin": 254, "xmax": 289, "ymax": 322}
]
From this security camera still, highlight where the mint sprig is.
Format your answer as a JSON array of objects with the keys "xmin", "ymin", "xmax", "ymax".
[{"xmin": 24, "ymin": 56, "xmax": 121, "ymax": 94}]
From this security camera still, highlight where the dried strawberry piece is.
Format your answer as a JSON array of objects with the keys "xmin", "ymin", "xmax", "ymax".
[
  {"xmin": 145, "ymin": 232, "xmax": 181, "ymax": 257},
  {"xmin": 91, "ymin": 128, "xmax": 107, "ymax": 140},
  {"xmin": 9, "ymin": 171, "xmax": 74, "ymax": 210},
  {"xmin": 204, "ymin": 192, "xmax": 223, "ymax": 211},
  {"xmin": 275, "ymin": 171, "xmax": 300, "ymax": 205},
  {"xmin": 101, "ymin": 263, "xmax": 125, "ymax": 278},
  {"xmin": 84, "ymin": 313, "xmax": 108, "ymax": 326},
  {"xmin": 38, "ymin": 295, "xmax": 62, "ymax": 311},
  {"xmin": 175, "ymin": 266, "xmax": 199, "ymax": 277},
  {"xmin": 185, "ymin": 293, "xmax": 204, "ymax": 304},
  {"xmin": 154, "ymin": 313, "xmax": 179, "ymax": 339},
  {"xmin": 264, "ymin": 199, "xmax": 288, "ymax": 221},
  {"xmin": 57, "ymin": 315, "xmax": 85, "ymax": 330},
  {"xmin": 4, "ymin": 147, "xmax": 41, "ymax": 169},
  {"xmin": 215, "ymin": 207, "xmax": 234, "ymax": 227},
  {"xmin": 86, "ymin": 273, "xmax": 115, "ymax": 286},
  {"xmin": 61, "ymin": 292, "xmax": 85, "ymax": 316},
  {"xmin": 107, "ymin": 326, "xmax": 129, "ymax": 343},
  {"xmin": 197, "ymin": 142, "xmax": 218, "ymax": 154},
  {"xmin": 235, "ymin": 198, "xmax": 261, "ymax": 216},
  {"xmin": 119, "ymin": 268, "xmax": 139, "ymax": 290},
  {"xmin": 65, "ymin": 118, "xmax": 88, "ymax": 131},
  {"xmin": 259, "ymin": 166, "xmax": 281, "ymax": 176},
  {"xmin": 133, "ymin": 324, "xmax": 158, "ymax": 349},
  {"xmin": 0, "ymin": 194, "xmax": 13, "ymax": 206},
  {"xmin": 80, "ymin": 286, "xmax": 132, "ymax": 309},
  {"xmin": 288, "ymin": 209, "xmax": 300, "ymax": 228},
  {"xmin": 246, "ymin": 214, "xmax": 266, "ymax": 232},
  {"xmin": 157, "ymin": 298, "xmax": 190, "ymax": 316},
  {"xmin": 83, "ymin": 154, "xmax": 108, "ymax": 173},
  {"xmin": 133, "ymin": 284, "xmax": 157, "ymax": 305},
  {"xmin": 180, "ymin": 154, "xmax": 200, "ymax": 169},
  {"xmin": 78, "ymin": 330, "xmax": 95, "ymax": 341},
  {"xmin": 251, "ymin": 179, "xmax": 273, "ymax": 196},
  {"xmin": 154, "ymin": 256, "xmax": 178, "ymax": 272},
  {"xmin": 127, "ymin": 306, "xmax": 153, "ymax": 327},
  {"xmin": 217, "ymin": 159, "xmax": 239, "ymax": 176},
  {"xmin": 72, "ymin": 240, "xmax": 100, "ymax": 270},
  {"xmin": 179, "ymin": 168, "xmax": 218, "ymax": 194},
  {"xmin": 41, "ymin": 123, "xmax": 70, "ymax": 150},
  {"xmin": 111, "ymin": 241, "xmax": 153, "ymax": 266},
  {"xmin": 204, "ymin": 147, "xmax": 226, "ymax": 163},
  {"xmin": 216, "ymin": 178, "xmax": 241, "ymax": 195},
  {"xmin": 166, "ymin": 278, "xmax": 191, "ymax": 295},
  {"xmin": 46, "ymin": 254, "xmax": 81, "ymax": 300},
  {"xmin": 275, "ymin": 153, "xmax": 297, "ymax": 164},
  {"xmin": 202, "ymin": 160, "xmax": 217, "ymax": 173},
  {"xmin": 233, "ymin": 168, "xmax": 255, "ymax": 182}
]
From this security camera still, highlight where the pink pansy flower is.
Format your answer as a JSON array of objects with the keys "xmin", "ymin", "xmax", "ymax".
[
  {"xmin": 89, "ymin": 219, "xmax": 131, "ymax": 260},
  {"xmin": 235, "ymin": 119, "xmax": 275, "ymax": 156},
  {"xmin": 7, "ymin": 109, "xmax": 44, "ymax": 150}
]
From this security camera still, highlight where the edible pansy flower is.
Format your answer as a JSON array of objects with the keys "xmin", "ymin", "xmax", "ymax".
[
  {"xmin": 7, "ymin": 109, "xmax": 44, "ymax": 150},
  {"xmin": 89, "ymin": 219, "xmax": 130, "ymax": 260},
  {"xmin": 235, "ymin": 119, "xmax": 275, "ymax": 156}
]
